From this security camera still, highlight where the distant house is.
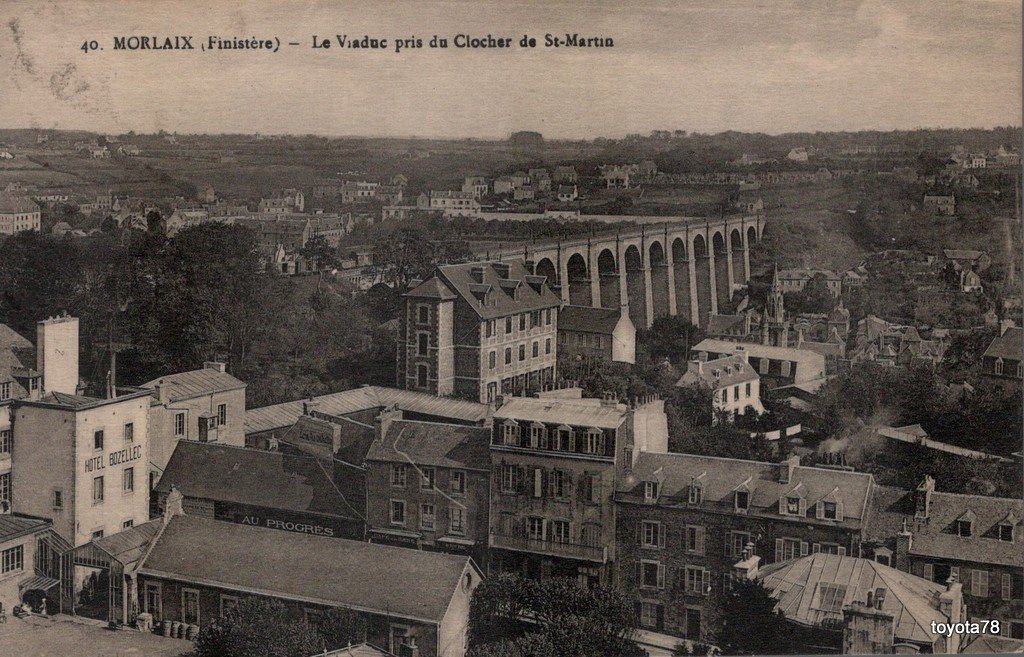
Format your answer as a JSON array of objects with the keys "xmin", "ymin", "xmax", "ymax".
[
  {"xmin": 676, "ymin": 351, "xmax": 764, "ymax": 422},
  {"xmin": 777, "ymin": 268, "xmax": 842, "ymax": 296},
  {"xmin": 553, "ymin": 166, "xmax": 578, "ymax": 183},
  {"xmin": 51, "ymin": 221, "xmax": 73, "ymax": 236},
  {"xmin": 923, "ymin": 194, "xmax": 955, "ymax": 216},
  {"xmin": 692, "ymin": 339, "xmax": 827, "ymax": 390},
  {"xmin": 981, "ymin": 323, "xmax": 1022, "ymax": 388},
  {"xmin": 557, "ymin": 305, "xmax": 636, "ymax": 365},
  {"xmin": 510, "ymin": 171, "xmax": 530, "ymax": 188},
  {"xmin": 462, "ymin": 176, "xmax": 489, "ymax": 198},
  {"xmin": 600, "ymin": 164, "xmax": 636, "ymax": 189},
  {"xmin": 89, "ymin": 146, "xmax": 110, "ymax": 159},
  {"xmin": 512, "ymin": 185, "xmax": 536, "ymax": 202},
  {"xmin": 734, "ymin": 192, "xmax": 764, "ymax": 214},
  {"xmin": 0, "ymin": 151, "xmax": 13, "ymax": 160},
  {"xmin": 0, "ymin": 195, "xmax": 41, "ymax": 234},
  {"xmin": 787, "ymin": 147, "xmax": 809, "ymax": 162},
  {"xmin": 117, "ymin": 144, "xmax": 141, "ymax": 156},
  {"xmin": 556, "ymin": 185, "xmax": 578, "ymax": 202},
  {"xmin": 493, "ymin": 177, "xmax": 514, "ymax": 195}
]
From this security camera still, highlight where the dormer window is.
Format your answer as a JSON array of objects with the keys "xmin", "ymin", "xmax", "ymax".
[
  {"xmin": 955, "ymin": 519, "xmax": 973, "ymax": 537},
  {"xmin": 689, "ymin": 484, "xmax": 703, "ymax": 505},
  {"xmin": 644, "ymin": 481, "xmax": 659, "ymax": 503},
  {"xmin": 502, "ymin": 422, "xmax": 519, "ymax": 446},
  {"xmin": 735, "ymin": 490, "xmax": 750, "ymax": 512},
  {"xmin": 821, "ymin": 501, "xmax": 837, "ymax": 520},
  {"xmin": 995, "ymin": 358, "xmax": 1004, "ymax": 375},
  {"xmin": 998, "ymin": 523, "xmax": 1014, "ymax": 542},
  {"xmin": 785, "ymin": 496, "xmax": 800, "ymax": 515}
]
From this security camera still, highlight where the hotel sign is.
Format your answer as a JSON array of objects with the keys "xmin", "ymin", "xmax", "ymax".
[{"xmin": 84, "ymin": 444, "xmax": 143, "ymax": 473}]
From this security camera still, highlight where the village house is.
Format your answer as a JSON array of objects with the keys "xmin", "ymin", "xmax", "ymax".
[
  {"xmin": 0, "ymin": 195, "xmax": 41, "ymax": 234},
  {"xmin": 419, "ymin": 191, "xmax": 481, "ymax": 217},
  {"xmin": 734, "ymin": 193, "xmax": 764, "ymax": 214},
  {"xmin": 398, "ymin": 260, "xmax": 561, "ymax": 403},
  {"xmin": 364, "ymin": 410, "xmax": 490, "ymax": 565},
  {"xmin": 923, "ymin": 194, "xmax": 956, "ymax": 216},
  {"xmin": 553, "ymin": 166, "xmax": 578, "ymax": 183},
  {"xmin": 492, "ymin": 177, "xmax": 514, "ymax": 195},
  {"xmin": 786, "ymin": 147, "xmax": 809, "ymax": 162},
  {"xmin": 0, "ymin": 515, "xmax": 66, "ymax": 615},
  {"xmin": 512, "ymin": 186, "xmax": 536, "ymax": 202},
  {"xmin": 490, "ymin": 391, "xmax": 668, "ymax": 587},
  {"xmin": 557, "ymin": 305, "xmax": 636, "ymax": 365},
  {"xmin": 615, "ymin": 452, "xmax": 874, "ymax": 642},
  {"xmin": 756, "ymin": 553, "xmax": 968, "ymax": 654},
  {"xmin": 153, "ymin": 441, "xmax": 366, "ymax": 541},
  {"xmin": 135, "ymin": 509, "xmax": 482, "ymax": 657},
  {"xmin": 863, "ymin": 477, "xmax": 1023, "ymax": 640},
  {"xmin": 980, "ymin": 323, "xmax": 1022, "ymax": 388},
  {"xmin": 137, "ymin": 362, "xmax": 247, "ymax": 485},
  {"xmin": 676, "ymin": 350, "xmax": 764, "ymax": 422},
  {"xmin": 776, "ymin": 269, "xmax": 842, "ymax": 296},
  {"xmin": 691, "ymin": 339, "xmax": 827, "ymax": 391},
  {"xmin": 556, "ymin": 184, "xmax": 578, "ymax": 202}
]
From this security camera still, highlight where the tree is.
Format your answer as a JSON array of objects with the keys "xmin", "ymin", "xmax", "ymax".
[
  {"xmin": 300, "ymin": 234, "xmax": 340, "ymax": 292},
  {"xmin": 372, "ymin": 226, "xmax": 437, "ymax": 290},
  {"xmin": 194, "ymin": 597, "xmax": 321, "ymax": 657},
  {"xmin": 715, "ymin": 579, "xmax": 794, "ymax": 655},
  {"xmin": 315, "ymin": 606, "xmax": 368, "ymax": 651},
  {"xmin": 637, "ymin": 316, "xmax": 704, "ymax": 366},
  {"xmin": 468, "ymin": 574, "xmax": 641, "ymax": 657}
]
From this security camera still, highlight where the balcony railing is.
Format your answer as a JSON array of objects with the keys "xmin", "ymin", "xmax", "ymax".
[{"xmin": 490, "ymin": 529, "xmax": 607, "ymax": 563}]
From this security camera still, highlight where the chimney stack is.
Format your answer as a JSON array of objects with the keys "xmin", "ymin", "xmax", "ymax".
[
  {"xmin": 914, "ymin": 475, "xmax": 935, "ymax": 520},
  {"xmin": 36, "ymin": 315, "xmax": 80, "ymax": 396},
  {"xmin": 780, "ymin": 454, "xmax": 800, "ymax": 484},
  {"xmin": 203, "ymin": 361, "xmax": 226, "ymax": 373}
]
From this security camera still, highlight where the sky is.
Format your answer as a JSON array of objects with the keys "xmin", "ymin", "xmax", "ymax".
[{"xmin": 1, "ymin": 0, "xmax": 1020, "ymax": 139}]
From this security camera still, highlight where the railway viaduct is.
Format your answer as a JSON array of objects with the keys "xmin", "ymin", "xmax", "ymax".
[{"xmin": 476, "ymin": 214, "xmax": 765, "ymax": 329}]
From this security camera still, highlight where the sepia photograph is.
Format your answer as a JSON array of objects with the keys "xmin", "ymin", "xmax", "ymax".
[{"xmin": 0, "ymin": 1, "xmax": 1021, "ymax": 656}]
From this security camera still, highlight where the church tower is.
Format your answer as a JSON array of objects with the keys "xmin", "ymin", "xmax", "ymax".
[{"xmin": 761, "ymin": 265, "xmax": 790, "ymax": 347}]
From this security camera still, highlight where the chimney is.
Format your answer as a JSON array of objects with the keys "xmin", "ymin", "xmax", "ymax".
[
  {"xmin": 203, "ymin": 361, "xmax": 226, "ymax": 373},
  {"xmin": 470, "ymin": 266, "xmax": 485, "ymax": 284},
  {"xmin": 374, "ymin": 405, "xmax": 402, "ymax": 442},
  {"xmin": 523, "ymin": 259, "xmax": 536, "ymax": 275},
  {"xmin": 842, "ymin": 599, "xmax": 895, "ymax": 655},
  {"xmin": 163, "ymin": 486, "xmax": 185, "ymax": 523},
  {"xmin": 36, "ymin": 315, "xmax": 80, "ymax": 396},
  {"xmin": 732, "ymin": 542, "xmax": 760, "ymax": 580},
  {"xmin": 734, "ymin": 345, "xmax": 748, "ymax": 363},
  {"xmin": 302, "ymin": 398, "xmax": 320, "ymax": 416},
  {"xmin": 398, "ymin": 637, "xmax": 420, "ymax": 657},
  {"xmin": 493, "ymin": 262, "xmax": 511, "ymax": 279},
  {"xmin": 914, "ymin": 475, "xmax": 935, "ymax": 520},
  {"xmin": 999, "ymin": 318, "xmax": 1014, "ymax": 336},
  {"xmin": 780, "ymin": 454, "xmax": 800, "ymax": 484},
  {"xmin": 895, "ymin": 521, "xmax": 913, "ymax": 572}
]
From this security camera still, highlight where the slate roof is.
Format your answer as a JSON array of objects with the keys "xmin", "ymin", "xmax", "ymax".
[
  {"xmin": 92, "ymin": 519, "xmax": 162, "ymax": 565},
  {"xmin": 866, "ymin": 485, "xmax": 1023, "ymax": 568},
  {"xmin": 677, "ymin": 354, "xmax": 758, "ymax": 389},
  {"xmin": 706, "ymin": 313, "xmax": 748, "ymax": 335},
  {"xmin": 139, "ymin": 514, "xmax": 475, "ymax": 623},
  {"xmin": 0, "ymin": 514, "xmax": 50, "ymax": 544},
  {"xmin": 410, "ymin": 260, "xmax": 560, "ymax": 320},
  {"xmin": 619, "ymin": 452, "xmax": 873, "ymax": 528},
  {"xmin": 154, "ymin": 442, "xmax": 360, "ymax": 520},
  {"xmin": 494, "ymin": 396, "xmax": 628, "ymax": 430},
  {"xmin": 982, "ymin": 326, "xmax": 1022, "ymax": 361},
  {"xmin": 140, "ymin": 367, "xmax": 246, "ymax": 402},
  {"xmin": 558, "ymin": 305, "xmax": 623, "ymax": 335},
  {"xmin": 365, "ymin": 419, "xmax": 491, "ymax": 471},
  {"xmin": 405, "ymin": 277, "xmax": 457, "ymax": 301},
  {"xmin": 693, "ymin": 339, "xmax": 826, "ymax": 377},
  {"xmin": 757, "ymin": 553, "xmax": 950, "ymax": 645},
  {"xmin": 244, "ymin": 386, "xmax": 489, "ymax": 435},
  {"xmin": 0, "ymin": 324, "xmax": 34, "ymax": 399},
  {"xmin": 0, "ymin": 195, "xmax": 40, "ymax": 214}
]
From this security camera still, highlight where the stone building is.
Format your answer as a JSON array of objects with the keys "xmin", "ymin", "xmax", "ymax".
[
  {"xmin": 398, "ymin": 261, "xmax": 561, "ymax": 403},
  {"xmin": 557, "ymin": 305, "xmax": 636, "ymax": 365}
]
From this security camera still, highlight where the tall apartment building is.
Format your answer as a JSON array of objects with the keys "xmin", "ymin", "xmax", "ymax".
[
  {"xmin": 614, "ymin": 453, "xmax": 873, "ymax": 642},
  {"xmin": 489, "ymin": 390, "xmax": 668, "ymax": 587},
  {"xmin": 398, "ymin": 260, "xmax": 561, "ymax": 403}
]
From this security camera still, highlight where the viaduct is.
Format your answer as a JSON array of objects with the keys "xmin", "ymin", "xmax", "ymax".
[{"xmin": 475, "ymin": 214, "xmax": 765, "ymax": 329}]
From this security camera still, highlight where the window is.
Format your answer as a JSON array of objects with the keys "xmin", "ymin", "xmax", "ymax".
[
  {"xmin": 685, "ymin": 525, "xmax": 705, "ymax": 554},
  {"xmin": 416, "ymin": 364, "xmax": 428, "ymax": 387},
  {"xmin": 145, "ymin": 583, "xmax": 162, "ymax": 620},
  {"xmin": 174, "ymin": 412, "xmax": 185, "ymax": 436},
  {"xmin": 722, "ymin": 388, "xmax": 728, "ymax": 403},
  {"xmin": 527, "ymin": 516, "xmax": 545, "ymax": 540},
  {"xmin": 420, "ymin": 467, "xmax": 435, "ymax": 490},
  {"xmin": 971, "ymin": 569, "xmax": 989, "ymax": 597},
  {"xmin": 956, "ymin": 519, "xmax": 973, "ymax": 537},
  {"xmin": 735, "ymin": 490, "xmax": 750, "ymax": 512},
  {"xmin": 0, "ymin": 473, "xmax": 8, "ymax": 505},
  {"xmin": 995, "ymin": 358, "xmax": 1004, "ymax": 375},
  {"xmin": 551, "ymin": 520, "xmax": 570, "ymax": 544},
  {"xmin": 821, "ymin": 501, "xmax": 837, "ymax": 520},
  {"xmin": 532, "ymin": 341, "xmax": 539, "ymax": 358},
  {"xmin": 0, "ymin": 429, "xmax": 11, "ymax": 455},
  {"xmin": 1, "ymin": 545, "xmax": 23, "ymax": 574},
  {"xmin": 776, "ymin": 538, "xmax": 803, "ymax": 561},
  {"xmin": 449, "ymin": 508, "xmax": 466, "ymax": 535},
  {"xmin": 784, "ymin": 496, "xmax": 800, "ymax": 515},
  {"xmin": 685, "ymin": 566, "xmax": 709, "ymax": 595},
  {"xmin": 759, "ymin": 357, "xmax": 769, "ymax": 374},
  {"xmin": 689, "ymin": 484, "xmax": 704, "ymax": 505},
  {"xmin": 501, "ymin": 464, "xmax": 521, "ymax": 492},
  {"xmin": 92, "ymin": 476, "xmax": 104, "ymax": 504},
  {"xmin": 417, "ymin": 305, "xmax": 429, "ymax": 324},
  {"xmin": 529, "ymin": 424, "xmax": 544, "ymax": 448},
  {"xmin": 94, "ymin": 429, "xmax": 104, "ymax": 451},
  {"xmin": 52, "ymin": 489, "xmax": 63, "ymax": 509},
  {"xmin": 814, "ymin": 583, "xmax": 848, "ymax": 612},
  {"xmin": 729, "ymin": 531, "xmax": 752, "ymax": 558},
  {"xmin": 122, "ymin": 519, "xmax": 134, "ymax": 530},
  {"xmin": 504, "ymin": 348, "xmax": 512, "ymax": 365},
  {"xmin": 420, "ymin": 503, "xmax": 435, "ymax": 531},
  {"xmin": 519, "ymin": 314, "xmax": 526, "ymax": 331},
  {"xmin": 582, "ymin": 523, "xmax": 601, "ymax": 547},
  {"xmin": 390, "ymin": 500, "xmax": 406, "ymax": 525},
  {"xmin": 506, "ymin": 317, "xmax": 513, "ymax": 334},
  {"xmin": 640, "ymin": 602, "xmax": 662, "ymax": 629},
  {"xmin": 518, "ymin": 345, "xmax": 526, "ymax": 361},
  {"xmin": 123, "ymin": 422, "xmax": 134, "ymax": 443},
  {"xmin": 91, "ymin": 529, "xmax": 104, "ymax": 540},
  {"xmin": 218, "ymin": 404, "xmax": 227, "ymax": 427},
  {"xmin": 641, "ymin": 560, "xmax": 665, "ymax": 589},
  {"xmin": 998, "ymin": 523, "xmax": 1014, "ymax": 542},
  {"xmin": 182, "ymin": 589, "xmax": 200, "ymax": 625},
  {"xmin": 644, "ymin": 481, "xmax": 659, "ymax": 502},
  {"xmin": 745, "ymin": 382, "xmax": 751, "ymax": 397},
  {"xmin": 549, "ymin": 470, "xmax": 565, "ymax": 498},
  {"xmin": 584, "ymin": 430, "xmax": 601, "ymax": 454},
  {"xmin": 502, "ymin": 422, "xmax": 519, "ymax": 446},
  {"xmin": 451, "ymin": 470, "xmax": 466, "ymax": 495},
  {"xmin": 391, "ymin": 464, "xmax": 407, "ymax": 487},
  {"xmin": 488, "ymin": 351, "xmax": 496, "ymax": 369},
  {"xmin": 417, "ymin": 332, "xmax": 429, "ymax": 356},
  {"xmin": 123, "ymin": 467, "xmax": 134, "ymax": 493},
  {"xmin": 543, "ymin": 338, "xmax": 551, "ymax": 355},
  {"xmin": 642, "ymin": 521, "xmax": 663, "ymax": 548},
  {"xmin": 0, "ymin": 382, "xmax": 9, "ymax": 401},
  {"xmin": 220, "ymin": 595, "xmax": 240, "ymax": 617}
]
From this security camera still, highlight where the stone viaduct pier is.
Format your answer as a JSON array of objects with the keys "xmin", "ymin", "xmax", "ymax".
[{"xmin": 475, "ymin": 214, "xmax": 765, "ymax": 329}]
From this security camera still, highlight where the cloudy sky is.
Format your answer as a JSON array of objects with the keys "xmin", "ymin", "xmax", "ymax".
[{"xmin": 1, "ymin": 0, "xmax": 1020, "ymax": 138}]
